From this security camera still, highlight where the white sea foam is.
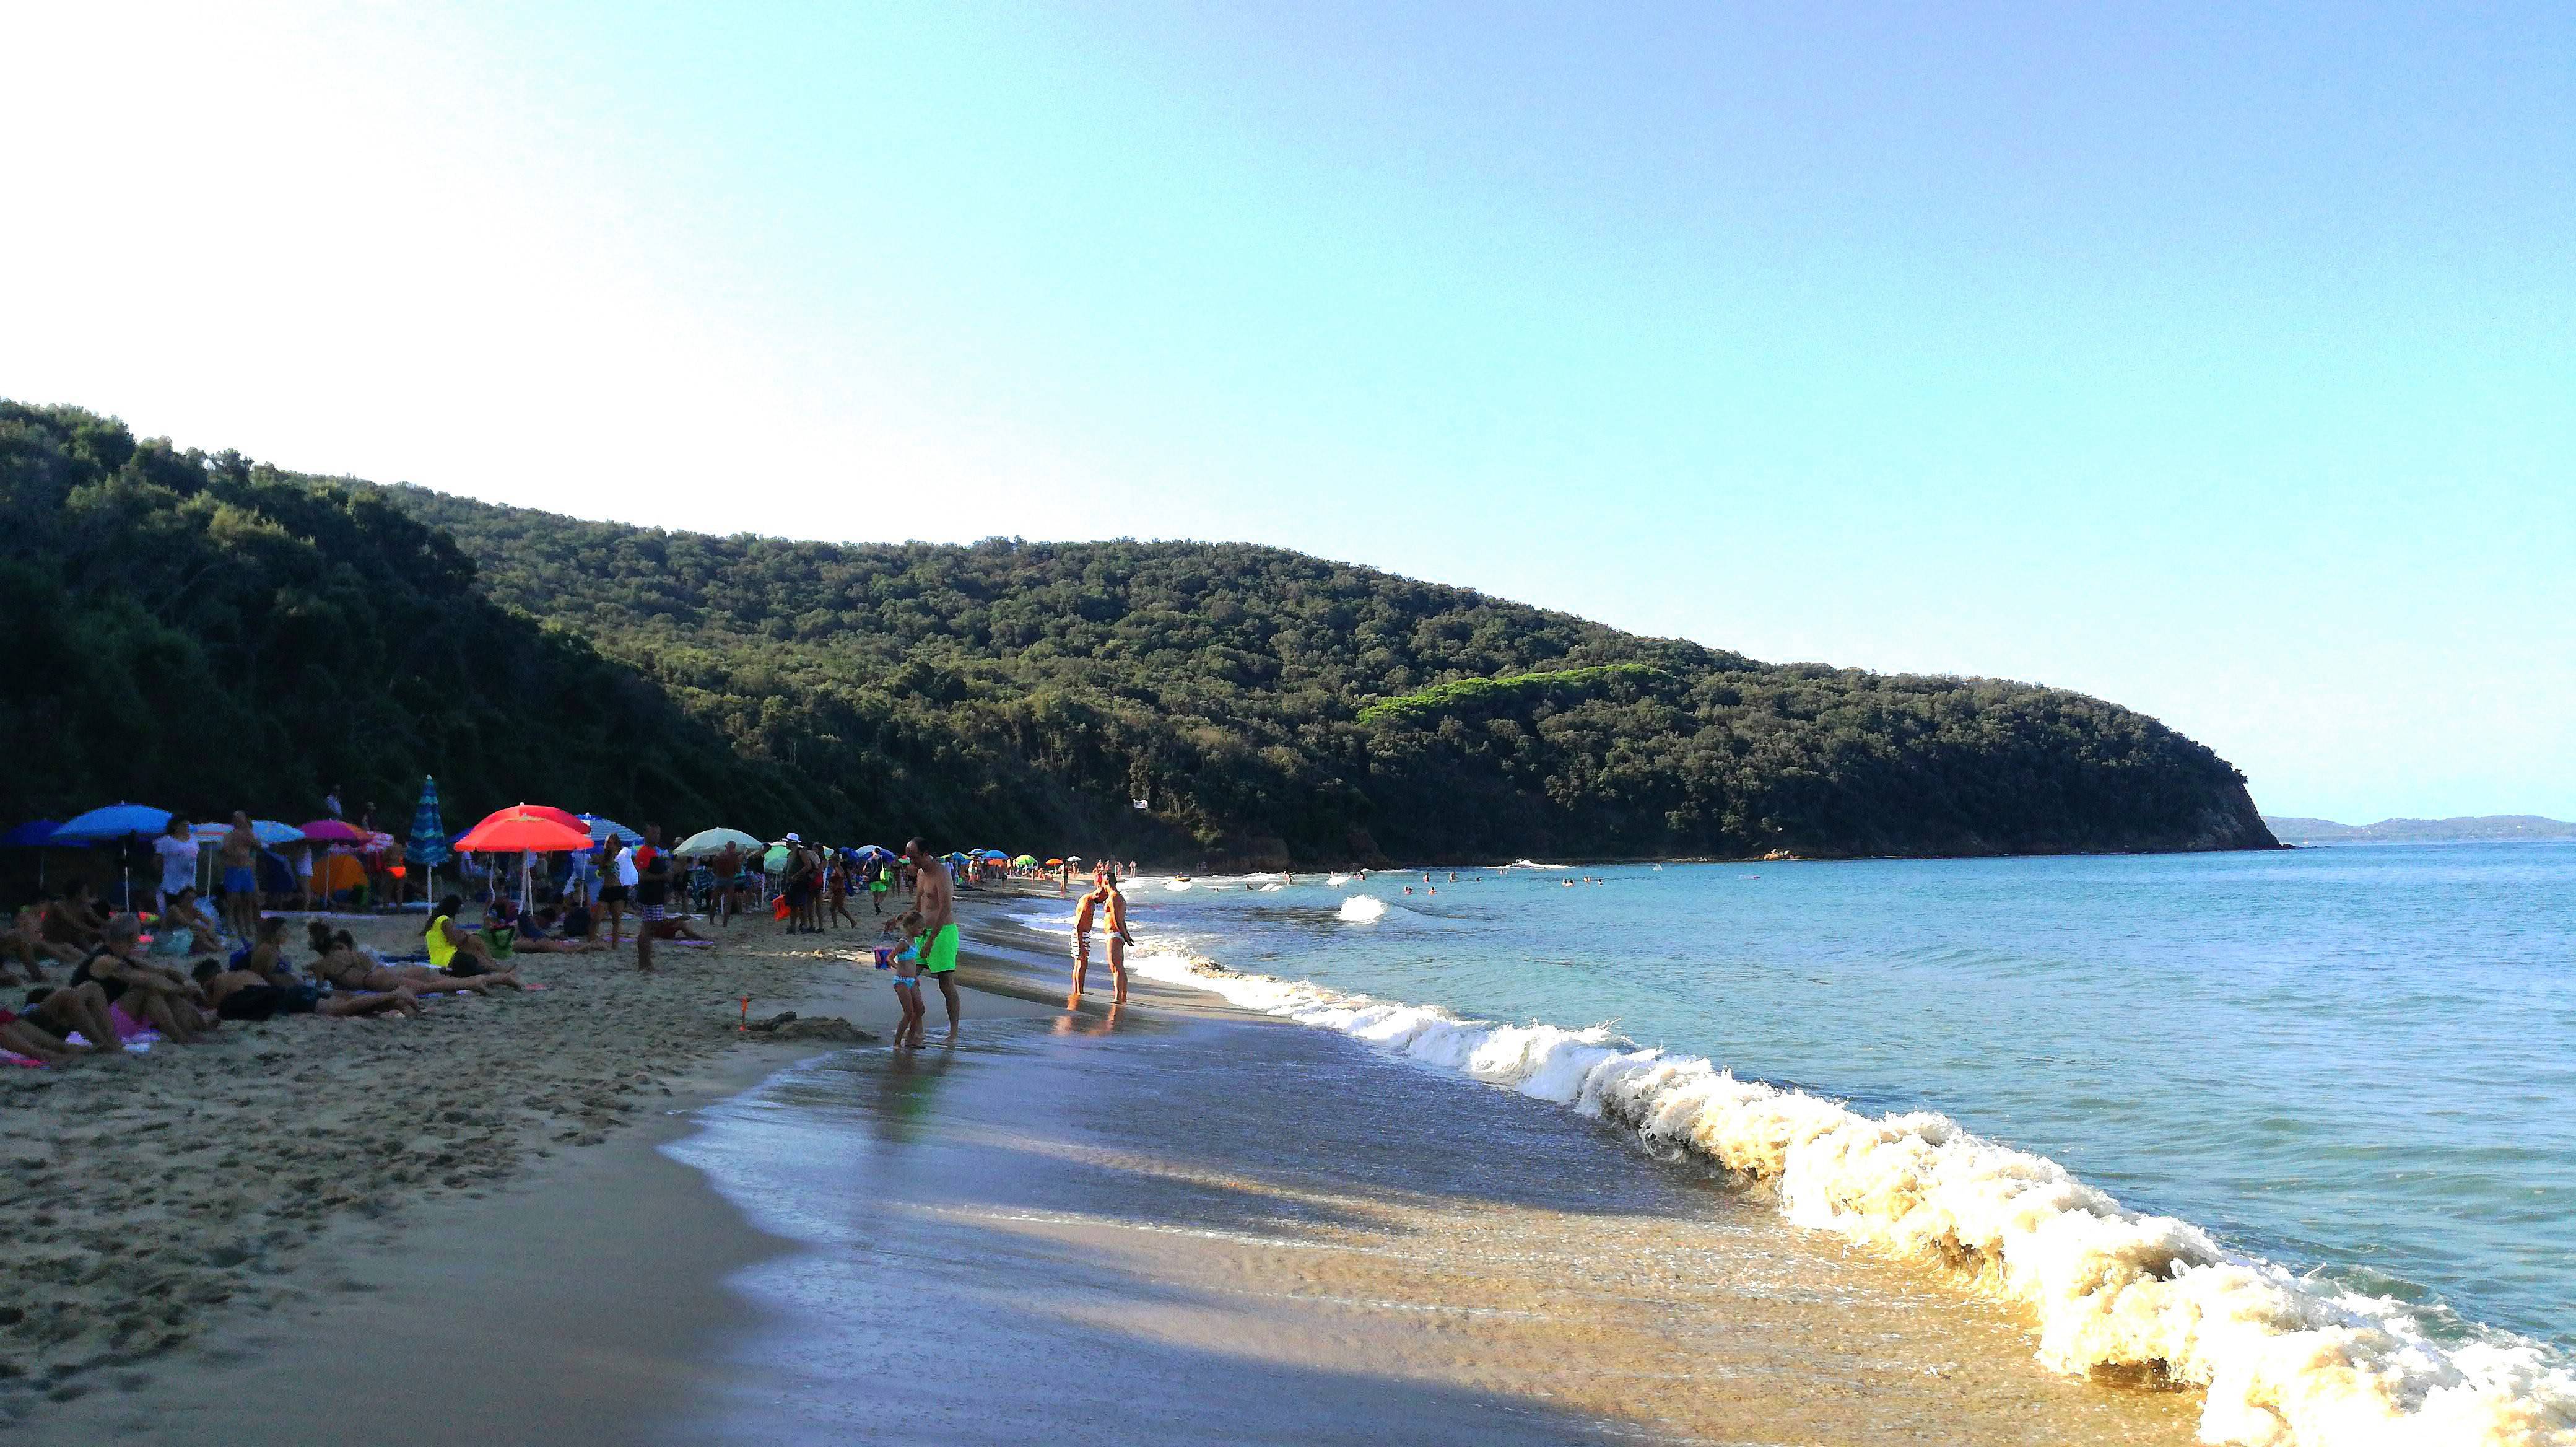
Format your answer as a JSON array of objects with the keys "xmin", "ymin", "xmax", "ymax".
[
  {"xmin": 1337, "ymin": 896, "xmax": 1388, "ymax": 923},
  {"xmin": 1165, "ymin": 880, "xmax": 1194, "ymax": 891},
  {"xmin": 1128, "ymin": 949, "xmax": 2576, "ymax": 1447},
  {"xmin": 1326, "ymin": 873, "xmax": 1353, "ymax": 886}
]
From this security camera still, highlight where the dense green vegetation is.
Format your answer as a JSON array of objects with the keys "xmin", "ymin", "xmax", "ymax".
[
  {"xmin": 3, "ymin": 401, "xmax": 2275, "ymax": 866},
  {"xmin": 1357, "ymin": 664, "xmax": 1674, "ymax": 727}
]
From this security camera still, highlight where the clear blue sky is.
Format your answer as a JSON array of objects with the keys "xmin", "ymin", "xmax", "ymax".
[{"xmin": 5, "ymin": 4, "xmax": 2570, "ymax": 820}]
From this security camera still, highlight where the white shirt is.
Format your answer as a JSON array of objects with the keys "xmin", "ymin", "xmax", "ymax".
[
  {"xmin": 153, "ymin": 834, "xmax": 197, "ymax": 894},
  {"xmin": 614, "ymin": 846, "xmax": 640, "ymax": 888}
]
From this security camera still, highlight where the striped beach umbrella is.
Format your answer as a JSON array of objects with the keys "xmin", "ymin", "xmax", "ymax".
[{"xmin": 407, "ymin": 776, "xmax": 450, "ymax": 903}]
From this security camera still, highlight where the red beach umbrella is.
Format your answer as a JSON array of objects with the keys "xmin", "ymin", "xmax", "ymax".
[
  {"xmin": 453, "ymin": 810, "xmax": 593, "ymax": 854},
  {"xmin": 473, "ymin": 803, "xmax": 585, "ymax": 835},
  {"xmin": 455, "ymin": 808, "xmax": 594, "ymax": 908}
]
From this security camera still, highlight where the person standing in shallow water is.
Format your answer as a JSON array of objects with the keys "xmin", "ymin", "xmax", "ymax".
[
  {"xmin": 902, "ymin": 839, "xmax": 961, "ymax": 1042},
  {"xmin": 1098, "ymin": 869, "xmax": 1132, "ymax": 1005},
  {"xmin": 1068, "ymin": 871, "xmax": 1107, "ymax": 1007}
]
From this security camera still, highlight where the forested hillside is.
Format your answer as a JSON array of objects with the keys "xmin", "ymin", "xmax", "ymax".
[{"xmin": 4, "ymin": 401, "xmax": 2276, "ymax": 864}]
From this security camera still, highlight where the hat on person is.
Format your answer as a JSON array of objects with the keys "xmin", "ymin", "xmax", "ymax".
[{"xmin": 785, "ymin": 832, "xmax": 803, "ymax": 844}]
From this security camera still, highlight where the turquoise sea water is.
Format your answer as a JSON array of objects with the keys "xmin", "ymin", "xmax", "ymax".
[{"xmin": 1021, "ymin": 843, "xmax": 2576, "ymax": 1355}]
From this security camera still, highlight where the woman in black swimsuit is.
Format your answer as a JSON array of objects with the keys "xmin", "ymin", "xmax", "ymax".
[{"xmin": 72, "ymin": 914, "xmax": 211, "ymax": 1043}]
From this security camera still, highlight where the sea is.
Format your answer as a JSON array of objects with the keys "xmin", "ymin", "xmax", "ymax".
[{"xmin": 1004, "ymin": 842, "xmax": 2576, "ymax": 1443}]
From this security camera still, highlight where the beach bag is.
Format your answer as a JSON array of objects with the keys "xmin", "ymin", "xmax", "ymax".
[{"xmin": 772, "ymin": 894, "xmax": 790, "ymax": 920}]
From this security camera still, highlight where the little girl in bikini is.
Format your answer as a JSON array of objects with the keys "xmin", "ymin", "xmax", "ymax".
[{"xmin": 877, "ymin": 910, "xmax": 927, "ymax": 1048}]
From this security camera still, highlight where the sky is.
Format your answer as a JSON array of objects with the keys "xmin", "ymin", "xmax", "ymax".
[{"xmin": 4, "ymin": 2, "xmax": 2569, "ymax": 821}]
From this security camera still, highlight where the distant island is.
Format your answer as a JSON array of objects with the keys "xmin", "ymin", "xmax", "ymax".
[
  {"xmin": 2263, "ymin": 815, "xmax": 2576, "ymax": 843},
  {"xmin": 2, "ymin": 400, "xmax": 2279, "ymax": 866}
]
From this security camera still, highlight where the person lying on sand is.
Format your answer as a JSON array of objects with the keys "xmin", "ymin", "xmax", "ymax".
[
  {"xmin": 0, "ymin": 1003, "xmax": 92, "ymax": 1065},
  {"xmin": 644, "ymin": 911, "xmax": 712, "ymax": 944},
  {"xmin": 72, "ymin": 914, "xmax": 214, "ymax": 1043},
  {"xmin": 513, "ymin": 904, "xmax": 606, "ymax": 953},
  {"xmin": 193, "ymin": 960, "xmax": 422, "ymax": 1020},
  {"xmin": 307, "ymin": 923, "xmax": 516, "ymax": 995}
]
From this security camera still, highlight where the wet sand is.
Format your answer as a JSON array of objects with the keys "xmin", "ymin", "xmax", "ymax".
[
  {"xmin": 9, "ymin": 893, "xmax": 2207, "ymax": 1443},
  {"xmin": 657, "ymin": 948, "xmax": 2203, "ymax": 1446}
]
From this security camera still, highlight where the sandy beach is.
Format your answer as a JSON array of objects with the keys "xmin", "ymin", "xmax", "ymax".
[{"xmin": 5, "ymin": 890, "xmax": 2208, "ymax": 1445}]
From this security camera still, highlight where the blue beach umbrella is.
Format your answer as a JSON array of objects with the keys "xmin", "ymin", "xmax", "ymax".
[
  {"xmin": 2, "ymin": 820, "xmax": 60, "ymax": 889},
  {"xmin": 408, "ymin": 776, "xmax": 451, "ymax": 904},
  {"xmin": 250, "ymin": 819, "xmax": 307, "ymax": 846},
  {"xmin": 52, "ymin": 803, "xmax": 173, "ymax": 907},
  {"xmin": 577, "ymin": 813, "xmax": 643, "ymax": 846},
  {"xmin": 52, "ymin": 802, "xmax": 173, "ymax": 842}
]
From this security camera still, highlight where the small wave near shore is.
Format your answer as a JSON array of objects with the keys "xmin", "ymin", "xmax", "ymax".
[{"xmin": 1128, "ymin": 947, "xmax": 2576, "ymax": 1447}]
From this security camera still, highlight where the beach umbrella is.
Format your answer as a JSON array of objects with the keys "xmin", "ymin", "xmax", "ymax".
[
  {"xmin": 1012, "ymin": 854, "xmax": 1037, "ymax": 867},
  {"xmin": 480, "ymin": 803, "xmax": 585, "ymax": 835},
  {"xmin": 407, "ymin": 775, "xmax": 450, "ymax": 906},
  {"xmin": 2, "ymin": 820, "xmax": 59, "ymax": 888},
  {"xmin": 54, "ymin": 803, "xmax": 174, "ymax": 907},
  {"xmin": 455, "ymin": 808, "xmax": 593, "ymax": 909},
  {"xmin": 981, "ymin": 850, "xmax": 1008, "ymax": 860},
  {"xmin": 53, "ymin": 802, "xmax": 173, "ymax": 842},
  {"xmin": 675, "ymin": 826, "xmax": 762, "ymax": 857},
  {"xmin": 1044, "ymin": 857, "xmax": 1063, "ymax": 867},
  {"xmin": 577, "ymin": 813, "xmax": 643, "ymax": 846},
  {"xmin": 248, "ymin": 820, "xmax": 305, "ymax": 846},
  {"xmin": 302, "ymin": 818, "xmax": 368, "ymax": 843}
]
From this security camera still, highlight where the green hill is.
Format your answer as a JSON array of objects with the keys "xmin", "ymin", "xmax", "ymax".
[{"xmin": 2, "ymin": 400, "xmax": 2276, "ymax": 865}]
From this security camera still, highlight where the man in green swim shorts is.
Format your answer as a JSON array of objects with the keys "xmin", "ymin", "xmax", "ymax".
[
  {"xmin": 903, "ymin": 838, "xmax": 962, "ymax": 1041},
  {"xmin": 867, "ymin": 857, "xmax": 890, "ymax": 915}
]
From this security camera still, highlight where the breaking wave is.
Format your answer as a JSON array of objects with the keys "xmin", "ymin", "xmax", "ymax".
[
  {"xmin": 1128, "ymin": 950, "xmax": 2576, "ymax": 1447},
  {"xmin": 1337, "ymin": 895, "xmax": 1388, "ymax": 923}
]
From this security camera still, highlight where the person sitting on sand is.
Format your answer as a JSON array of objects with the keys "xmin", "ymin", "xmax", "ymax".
[
  {"xmin": 240, "ymin": 916, "xmax": 303, "ymax": 989},
  {"xmin": 149, "ymin": 886, "xmax": 224, "ymax": 958},
  {"xmin": 193, "ymin": 959, "xmax": 422, "ymax": 1020},
  {"xmin": 73, "ymin": 914, "xmax": 214, "ymax": 1043},
  {"xmin": 41, "ymin": 883, "xmax": 107, "ymax": 956},
  {"xmin": 20, "ymin": 980, "xmax": 124, "ymax": 1056},
  {"xmin": 1, "ymin": 905, "xmax": 68, "ymax": 983},
  {"xmin": 424, "ymin": 895, "xmax": 520, "ymax": 982}
]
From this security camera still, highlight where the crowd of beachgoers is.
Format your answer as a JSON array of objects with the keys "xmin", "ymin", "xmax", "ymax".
[{"xmin": 1, "ymin": 789, "xmax": 1146, "ymax": 1067}]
